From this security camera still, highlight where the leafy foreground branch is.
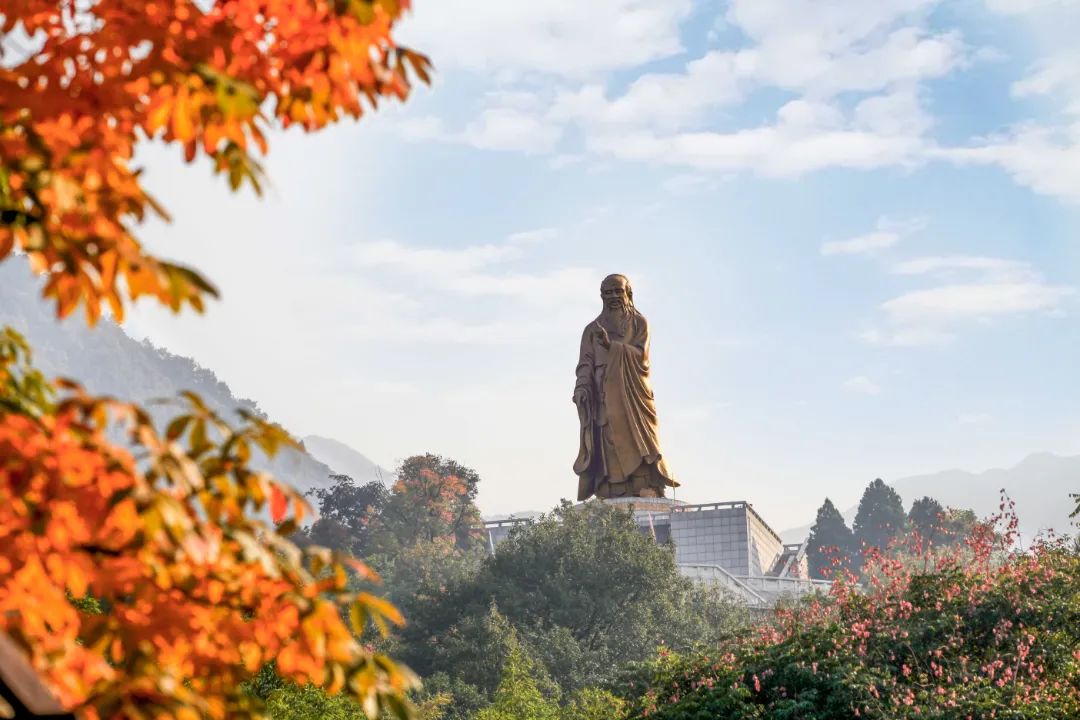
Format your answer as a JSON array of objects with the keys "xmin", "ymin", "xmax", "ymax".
[
  {"xmin": 1, "ymin": 0, "xmax": 430, "ymax": 323},
  {"xmin": 0, "ymin": 328, "xmax": 416, "ymax": 719}
]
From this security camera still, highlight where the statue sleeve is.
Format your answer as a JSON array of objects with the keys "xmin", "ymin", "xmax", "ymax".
[
  {"xmin": 612, "ymin": 314, "xmax": 650, "ymax": 372},
  {"xmin": 575, "ymin": 324, "xmax": 594, "ymax": 393}
]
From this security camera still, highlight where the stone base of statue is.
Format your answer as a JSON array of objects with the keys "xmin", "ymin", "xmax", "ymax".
[
  {"xmin": 599, "ymin": 495, "xmax": 685, "ymax": 518},
  {"xmin": 598, "ymin": 496, "xmax": 685, "ymax": 544}
]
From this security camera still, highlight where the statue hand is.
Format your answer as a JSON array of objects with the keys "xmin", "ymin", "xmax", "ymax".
[
  {"xmin": 594, "ymin": 325, "xmax": 611, "ymax": 349},
  {"xmin": 573, "ymin": 387, "xmax": 588, "ymax": 405}
]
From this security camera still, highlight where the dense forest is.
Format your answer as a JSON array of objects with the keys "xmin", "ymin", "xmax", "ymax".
[{"xmin": 248, "ymin": 458, "xmax": 1080, "ymax": 719}]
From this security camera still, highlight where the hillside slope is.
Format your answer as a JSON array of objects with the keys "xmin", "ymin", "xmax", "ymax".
[
  {"xmin": 0, "ymin": 261, "xmax": 348, "ymax": 495},
  {"xmin": 302, "ymin": 434, "xmax": 394, "ymax": 486}
]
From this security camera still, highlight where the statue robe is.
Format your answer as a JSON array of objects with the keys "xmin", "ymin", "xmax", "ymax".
[{"xmin": 574, "ymin": 310, "xmax": 677, "ymax": 501}]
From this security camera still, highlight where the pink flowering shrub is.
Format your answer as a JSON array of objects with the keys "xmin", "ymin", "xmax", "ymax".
[{"xmin": 624, "ymin": 499, "xmax": 1080, "ymax": 719}]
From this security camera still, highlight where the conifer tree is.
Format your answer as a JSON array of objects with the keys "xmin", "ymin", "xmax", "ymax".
[
  {"xmin": 806, "ymin": 498, "xmax": 855, "ymax": 578},
  {"xmin": 472, "ymin": 611, "xmax": 559, "ymax": 720},
  {"xmin": 908, "ymin": 496, "xmax": 946, "ymax": 545},
  {"xmin": 852, "ymin": 478, "xmax": 907, "ymax": 560}
]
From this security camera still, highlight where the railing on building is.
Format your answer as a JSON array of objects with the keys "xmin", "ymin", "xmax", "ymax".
[
  {"xmin": 772, "ymin": 540, "xmax": 809, "ymax": 578},
  {"xmin": 671, "ymin": 500, "xmax": 784, "ymax": 547}
]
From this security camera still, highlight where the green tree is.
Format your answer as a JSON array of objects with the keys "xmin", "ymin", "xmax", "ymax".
[
  {"xmin": 400, "ymin": 502, "xmax": 748, "ymax": 707},
  {"xmin": 941, "ymin": 507, "xmax": 979, "ymax": 542},
  {"xmin": 354, "ymin": 454, "xmax": 487, "ymax": 637},
  {"xmin": 472, "ymin": 623, "xmax": 559, "ymax": 720},
  {"xmin": 297, "ymin": 474, "xmax": 389, "ymax": 556},
  {"xmin": 902, "ymin": 498, "xmax": 980, "ymax": 548},
  {"xmin": 907, "ymin": 496, "xmax": 946, "ymax": 545},
  {"xmin": 805, "ymin": 498, "xmax": 855, "ymax": 578},
  {"xmin": 373, "ymin": 454, "xmax": 484, "ymax": 554},
  {"xmin": 265, "ymin": 682, "xmax": 454, "ymax": 720},
  {"xmin": 377, "ymin": 536, "xmax": 486, "ymax": 618},
  {"xmin": 852, "ymin": 478, "xmax": 907, "ymax": 561},
  {"xmin": 267, "ymin": 683, "xmax": 366, "ymax": 720},
  {"xmin": 559, "ymin": 688, "xmax": 626, "ymax": 720}
]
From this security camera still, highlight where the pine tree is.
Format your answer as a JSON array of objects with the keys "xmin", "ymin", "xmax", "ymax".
[
  {"xmin": 472, "ymin": 609, "xmax": 559, "ymax": 720},
  {"xmin": 852, "ymin": 478, "xmax": 907, "ymax": 560},
  {"xmin": 806, "ymin": 498, "xmax": 855, "ymax": 578},
  {"xmin": 908, "ymin": 496, "xmax": 946, "ymax": 545}
]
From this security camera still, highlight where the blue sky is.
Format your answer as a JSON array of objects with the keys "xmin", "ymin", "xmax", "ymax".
[{"xmin": 128, "ymin": 0, "xmax": 1080, "ymax": 530}]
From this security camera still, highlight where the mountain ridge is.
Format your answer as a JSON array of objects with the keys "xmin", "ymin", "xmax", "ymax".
[
  {"xmin": 0, "ymin": 260, "xmax": 383, "ymax": 497},
  {"xmin": 780, "ymin": 452, "xmax": 1080, "ymax": 543},
  {"xmin": 301, "ymin": 434, "xmax": 395, "ymax": 487}
]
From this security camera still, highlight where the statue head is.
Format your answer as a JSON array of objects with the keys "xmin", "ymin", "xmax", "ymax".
[{"xmin": 600, "ymin": 274, "xmax": 633, "ymax": 313}]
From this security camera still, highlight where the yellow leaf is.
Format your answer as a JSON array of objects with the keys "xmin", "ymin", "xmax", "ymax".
[{"xmin": 173, "ymin": 86, "xmax": 194, "ymax": 141}]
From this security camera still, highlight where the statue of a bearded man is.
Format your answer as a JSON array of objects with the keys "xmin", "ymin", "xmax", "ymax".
[{"xmin": 573, "ymin": 274, "xmax": 678, "ymax": 501}]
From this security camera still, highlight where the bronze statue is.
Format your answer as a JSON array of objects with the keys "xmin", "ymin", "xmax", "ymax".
[{"xmin": 573, "ymin": 274, "xmax": 678, "ymax": 501}]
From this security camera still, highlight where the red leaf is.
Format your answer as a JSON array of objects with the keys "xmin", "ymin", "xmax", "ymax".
[{"xmin": 270, "ymin": 485, "xmax": 288, "ymax": 524}]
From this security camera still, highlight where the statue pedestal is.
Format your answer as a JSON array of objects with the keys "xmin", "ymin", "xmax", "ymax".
[
  {"xmin": 600, "ymin": 496, "xmax": 686, "ymax": 516},
  {"xmin": 593, "ymin": 496, "xmax": 686, "ymax": 545}
]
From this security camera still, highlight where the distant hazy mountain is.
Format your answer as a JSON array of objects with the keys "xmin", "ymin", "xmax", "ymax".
[
  {"xmin": 302, "ymin": 435, "xmax": 394, "ymax": 487},
  {"xmin": 0, "ymin": 260, "xmax": 362, "ymax": 496},
  {"xmin": 781, "ymin": 453, "xmax": 1080, "ymax": 543}
]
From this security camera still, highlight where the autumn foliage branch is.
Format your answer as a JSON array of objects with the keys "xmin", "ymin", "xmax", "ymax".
[
  {"xmin": 1, "ymin": 1, "xmax": 431, "ymax": 717},
  {"xmin": 0, "ymin": 0, "xmax": 431, "ymax": 322},
  {"xmin": 0, "ymin": 328, "xmax": 418, "ymax": 719}
]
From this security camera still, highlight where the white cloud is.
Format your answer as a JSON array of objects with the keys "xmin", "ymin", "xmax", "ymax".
[
  {"xmin": 548, "ymin": 0, "xmax": 961, "ymax": 135},
  {"xmin": 937, "ymin": 124, "xmax": 1080, "ymax": 204},
  {"xmin": 507, "ymin": 227, "xmax": 559, "ymax": 245},
  {"xmin": 549, "ymin": 51, "xmax": 747, "ymax": 130},
  {"xmin": 404, "ymin": 0, "xmax": 973, "ymax": 183},
  {"xmin": 396, "ymin": 115, "xmax": 447, "ymax": 142},
  {"xmin": 662, "ymin": 174, "xmax": 720, "ymax": 195},
  {"xmin": 549, "ymin": 153, "xmax": 585, "ymax": 169},
  {"xmin": 844, "ymin": 375, "xmax": 882, "ymax": 395},
  {"xmin": 985, "ymin": 0, "xmax": 1079, "ymax": 13},
  {"xmin": 892, "ymin": 255, "xmax": 1037, "ymax": 281},
  {"xmin": 585, "ymin": 98, "xmax": 926, "ymax": 177},
  {"xmin": 351, "ymin": 239, "xmax": 519, "ymax": 275},
  {"xmin": 464, "ymin": 107, "xmax": 561, "ymax": 153},
  {"xmin": 860, "ymin": 326, "xmax": 954, "ymax": 346},
  {"xmin": 731, "ymin": 27, "xmax": 963, "ymax": 99},
  {"xmin": 723, "ymin": 0, "xmax": 963, "ymax": 96},
  {"xmin": 822, "ymin": 231, "xmax": 900, "ymax": 256},
  {"xmin": 348, "ymin": 236, "xmax": 596, "ymax": 315},
  {"xmin": 397, "ymin": 0, "xmax": 693, "ymax": 78},
  {"xmin": 881, "ymin": 282, "xmax": 1073, "ymax": 323},
  {"xmin": 935, "ymin": 16, "xmax": 1080, "ymax": 202},
  {"xmin": 854, "ymin": 86, "xmax": 934, "ymax": 137},
  {"xmin": 878, "ymin": 216, "xmax": 930, "ymax": 234},
  {"xmin": 443, "ymin": 267, "xmax": 596, "ymax": 304},
  {"xmin": 862, "ymin": 255, "xmax": 1073, "ymax": 345},
  {"xmin": 395, "ymin": 104, "xmax": 561, "ymax": 155},
  {"xmin": 958, "ymin": 412, "xmax": 994, "ymax": 425},
  {"xmin": 396, "ymin": 0, "xmax": 1080, "ymax": 207},
  {"xmin": 1012, "ymin": 53, "xmax": 1080, "ymax": 111},
  {"xmin": 551, "ymin": 45, "xmax": 943, "ymax": 134}
]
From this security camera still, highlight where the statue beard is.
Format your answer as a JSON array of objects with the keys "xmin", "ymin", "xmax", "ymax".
[{"xmin": 600, "ymin": 302, "xmax": 633, "ymax": 336}]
